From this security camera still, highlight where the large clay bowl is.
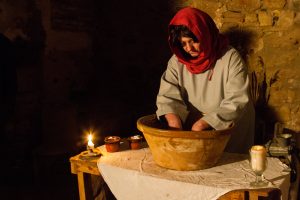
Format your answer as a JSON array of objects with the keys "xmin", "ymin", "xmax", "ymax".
[{"xmin": 137, "ymin": 114, "xmax": 234, "ymax": 171}]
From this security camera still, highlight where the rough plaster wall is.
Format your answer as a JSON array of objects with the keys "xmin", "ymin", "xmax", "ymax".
[
  {"xmin": 35, "ymin": 0, "xmax": 172, "ymax": 150},
  {"xmin": 1, "ymin": 0, "xmax": 92, "ymax": 152},
  {"xmin": 0, "ymin": 0, "xmax": 44, "ymax": 145},
  {"xmin": 178, "ymin": 0, "xmax": 300, "ymax": 143},
  {"xmin": 1, "ymin": 0, "xmax": 173, "ymax": 155},
  {"xmin": 36, "ymin": 0, "xmax": 93, "ymax": 151},
  {"xmin": 0, "ymin": 0, "xmax": 45, "ymax": 182},
  {"xmin": 0, "ymin": 1, "xmax": 173, "ymax": 190}
]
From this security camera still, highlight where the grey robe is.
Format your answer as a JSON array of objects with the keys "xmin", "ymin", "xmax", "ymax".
[{"xmin": 156, "ymin": 47, "xmax": 255, "ymax": 153}]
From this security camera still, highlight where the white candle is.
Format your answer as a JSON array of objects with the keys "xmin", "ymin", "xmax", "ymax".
[
  {"xmin": 87, "ymin": 134, "xmax": 94, "ymax": 150},
  {"xmin": 250, "ymin": 145, "xmax": 267, "ymax": 173}
]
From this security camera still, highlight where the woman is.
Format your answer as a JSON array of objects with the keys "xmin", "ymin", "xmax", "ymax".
[{"xmin": 156, "ymin": 7, "xmax": 255, "ymax": 153}]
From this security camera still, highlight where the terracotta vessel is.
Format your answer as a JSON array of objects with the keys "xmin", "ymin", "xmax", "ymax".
[
  {"xmin": 137, "ymin": 114, "xmax": 234, "ymax": 171},
  {"xmin": 104, "ymin": 136, "xmax": 121, "ymax": 152},
  {"xmin": 128, "ymin": 135, "xmax": 143, "ymax": 150}
]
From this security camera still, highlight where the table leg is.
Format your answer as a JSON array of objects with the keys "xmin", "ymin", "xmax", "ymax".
[
  {"xmin": 249, "ymin": 192, "xmax": 260, "ymax": 200},
  {"xmin": 249, "ymin": 189, "xmax": 280, "ymax": 200},
  {"xmin": 218, "ymin": 190, "xmax": 245, "ymax": 200},
  {"xmin": 77, "ymin": 172, "xmax": 94, "ymax": 200}
]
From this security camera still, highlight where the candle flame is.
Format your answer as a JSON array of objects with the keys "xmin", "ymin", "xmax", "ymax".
[
  {"xmin": 88, "ymin": 133, "xmax": 94, "ymax": 147},
  {"xmin": 88, "ymin": 134, "xmax": 93, "ymax": 141}
]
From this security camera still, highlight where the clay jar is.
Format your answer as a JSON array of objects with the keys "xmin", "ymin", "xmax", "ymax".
[
  {"xmin": 104, "ymin": 136, "xmax": 121, "ymax": 152},
  {"xmin": 128, "ymin": 135, "xmax": 143, "ymax": 150}
]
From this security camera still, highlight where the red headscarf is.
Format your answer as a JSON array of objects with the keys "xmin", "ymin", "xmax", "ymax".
[{"xmin": 169, "ymin": 7, "xmax": 228, "ymax": 74}]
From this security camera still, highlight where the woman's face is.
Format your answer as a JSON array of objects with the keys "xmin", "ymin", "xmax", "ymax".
[{"xmin": 180, "ymin": 37, "xmax": 200, "ymax": 57}]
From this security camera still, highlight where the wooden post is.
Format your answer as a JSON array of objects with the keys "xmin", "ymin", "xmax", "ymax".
[
  {"xmin": 218, "ymin": 190, "xmax": 245, "ymax": 200},
  {"xmin": 76, "ymin": 172, "xmax": 95, "ymax": 200},
  {"xmin": 77, "ymin": 172, "xmax": 87, "ymax": 200}
]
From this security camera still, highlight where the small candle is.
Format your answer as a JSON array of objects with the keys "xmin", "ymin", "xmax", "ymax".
[
  {"xmin": 87, "ymin": 134, "xmax": 94, "ymax": 153},
  {"xmin": 250, "ymin": 145, "xmax": 267, "ymax": 173}
]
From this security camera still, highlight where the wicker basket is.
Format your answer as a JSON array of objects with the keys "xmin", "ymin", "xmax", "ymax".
[{"xmin": 137, "ymin": 114, "xmax": 234, "ymax": 171}]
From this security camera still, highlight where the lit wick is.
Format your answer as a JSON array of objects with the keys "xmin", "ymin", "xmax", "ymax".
[{"xmin": 87, "ymin": 133, "xmax": 95, "ymax": 153}]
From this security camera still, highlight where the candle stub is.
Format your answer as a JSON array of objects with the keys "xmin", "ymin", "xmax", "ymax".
[
  {"xmin": 250, "ymin": 145, "xmax": 267, "ymax": 173},
  {"xmin": 87, "ymin": 134, "xmax": 95, "ymax": 153}
]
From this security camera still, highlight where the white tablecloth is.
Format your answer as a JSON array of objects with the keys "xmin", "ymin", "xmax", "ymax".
[{"xmin": 97, "ymin": 146, "xmax": 290, "ymax": 200}]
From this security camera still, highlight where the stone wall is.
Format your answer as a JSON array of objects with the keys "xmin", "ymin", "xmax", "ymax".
[
  {"xmin": 179, "ymin": 0, "xmax": 300, "ymax": 143},
  {"xmin": 1, "ymin": 0, "xmax": 299, "ymax": 151}
]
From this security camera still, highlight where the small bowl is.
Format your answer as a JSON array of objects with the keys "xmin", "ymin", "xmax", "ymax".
[
  {"xmin": 104, "ymin": 136, "xmax": 121, "ymax": 152},
  {"xmin": 128, "ymin": 135, "xmax": 143, "ymax": 150},
  {"xmin": 276, "ymin": 134, "xmax": 292, "ymax": 147}
]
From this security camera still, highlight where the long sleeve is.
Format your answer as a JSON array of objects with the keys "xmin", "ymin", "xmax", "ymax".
[
  {"xmin": 156, "ymin": 55, "xmax": 189, "ymax": 122},
  {"xmin": 202, "ymin": 50, "xmax": 251, "ymax": 130}
]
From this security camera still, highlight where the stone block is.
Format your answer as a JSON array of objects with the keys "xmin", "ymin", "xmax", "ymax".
[
  {"xmin": 215, "ymin": 6, "xmax": 227, "ymax": 28},
  {"xmin": 245, "ymin": 13, "xmax": 258, "ymax": 24},
  {"xmin": 222, "ymin": 17, "xmax": 244, "ymax": 23},
  {"xmin": 277, "ymin": 10, "xmax": 295, "ymax": 27},
  {"xmin": 219, "ymin": 22, "xmax": 239, "ymax": 32},
  {"xmin": 258, "ymin": 10, "xmax": 273, "ymax": 26},
  {"xmin": 227, "ymin": 0, "xmax": 243, "ymax": 12},
  {"xmin": 193, "ymin": 0, "xmax": 221, "ymax": 18},
  {"xmin": 263, "ymin": 0, "xmax": 286, "ymax": 10},
  {"xmin": 223, "ymin": 11, "xmax": 245, "ymax": 18},
  {"xmin": 222, "ymin": 11, "xmax": 245, "ymax": 24},
  {"xmin": 287, "ymin": 89, "xmax": 296, "ymax": 103},
  {"xmin": 227, "ymin": 0, "xmax": 261, "ymax": 12},
  {"xmin": 244, "ymin": 0, "xmax": 262, "ymax": 12}
]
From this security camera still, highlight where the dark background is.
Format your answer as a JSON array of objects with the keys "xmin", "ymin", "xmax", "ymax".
[{"xmin": 0, "ymin": 0, "xmax": 179, "ymax": 199}]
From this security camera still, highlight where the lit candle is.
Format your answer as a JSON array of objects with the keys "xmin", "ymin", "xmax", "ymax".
[
  {"xmin": 250, "ymin": 145, "xmax": 267, "ymax": 173},
  {"xmin": 87, "ymin": 133, "xmax": 94, "ymax": 153}
]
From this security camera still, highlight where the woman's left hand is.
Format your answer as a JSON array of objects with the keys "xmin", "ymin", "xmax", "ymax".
[{"xmin": 191, "ymin": 119, "xmax": 211, "ymax": 131}]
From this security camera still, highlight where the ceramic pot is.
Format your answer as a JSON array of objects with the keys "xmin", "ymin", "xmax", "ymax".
[
  {"xmin": 104, "ymin": 136, "xmax": 121, "ymax": 152},
  {"xmin": 128, "ymin": 135, "xmax": 143, "ymax": 150}
]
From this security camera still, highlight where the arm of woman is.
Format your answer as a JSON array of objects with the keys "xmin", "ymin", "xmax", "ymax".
[
  {"xmin": 201, "ymin": 50, "xmax": 252, "ymax": 130},
  {"xmin": 156, "ymin": 56, "xmax": 189, "ymax": 129}
]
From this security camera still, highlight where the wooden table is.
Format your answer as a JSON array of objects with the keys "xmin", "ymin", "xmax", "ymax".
[
  {"xmin": 70, "ymin": 152, "xmax": 106, "ymax": 200},
  {"xmin": 70, "ymin": 152, "xmax": 280, "ymax": 200},
  {"xmin": 219, "ymin": 188, "xmax": 280, "ymax": 200}
]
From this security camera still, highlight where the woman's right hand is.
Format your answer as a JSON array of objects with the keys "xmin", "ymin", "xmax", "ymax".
[
  {"xmin": 164, "ymin": 113, "xmax": 183, "ymax": 130},
  {"xmin": 191, "ymin": 119, "xmax": 211, "ymax": 131}
]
